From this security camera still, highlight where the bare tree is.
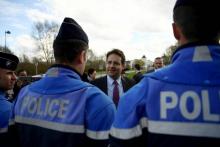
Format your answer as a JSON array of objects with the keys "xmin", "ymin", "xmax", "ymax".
[
  {"xmin": 20, "ymin": 54, "xmax": 31, "ymax": 63},
  {"xmin": 162, "ymin": 43, "xmax": 178, "ymax": 65},
  {"xmin": 87, "ymin": 49, "xmax": 96, "ymax": 61},
  {"xmin": 32, "ymin": 21, "xmax": 59, "ymax": 65},
  {"xmin": 0, "ymin": 45, "xmax": 13, "ymax": 54}
]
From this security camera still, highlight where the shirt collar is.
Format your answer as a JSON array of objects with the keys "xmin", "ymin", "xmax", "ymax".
[
  {"xmin": 87, "ymin": 75, "xmax": 92, "ymax": 81},
  {"xmin": 107, "ymin": 75, "xmax": 122, "ymax": 86},
  {"xmin": 48, "ymin": 64, "xmax": 82, "ymax": 79},
  {"xmin": 172, "ymin": 41, "xmax": 219, "ymax": 60},
  {"xmin": 46, "ymin": 64, "xmax": 82, "ymax": 80}
]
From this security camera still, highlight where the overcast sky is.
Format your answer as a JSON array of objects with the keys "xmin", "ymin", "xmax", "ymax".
[{"xmin": 0, "ymin": 0, "xmax": 177, "ymax": 61}]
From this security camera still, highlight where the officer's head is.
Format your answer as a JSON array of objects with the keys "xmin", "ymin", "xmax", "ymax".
[
  {"xmin": 0, "ymin": 52, "xmax": 19, "ymax": 91},
  {"xmin": 53, "ymin": 17, "xmax": 89, "ymax": 75},
  {"xmin": 172, "ymin": 0, "xmax": 220, "ymax": 45}
]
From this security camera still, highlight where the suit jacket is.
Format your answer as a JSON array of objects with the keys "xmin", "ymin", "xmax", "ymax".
[
  {"xmin": 146, "ymin": 69, "xmax": 155, "ymax": 74},
  {"xmin": 91, "ymin": 76, "xmax": 135, "ymax": 95},
  {"xmin": 132, "ymin": 71, "xmax": 143, "ymax": 83}
]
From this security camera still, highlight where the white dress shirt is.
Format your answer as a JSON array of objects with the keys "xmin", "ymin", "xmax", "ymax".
[{"xmin": 107, "ymin": 75, "xmax": 124, "ymax": 99}]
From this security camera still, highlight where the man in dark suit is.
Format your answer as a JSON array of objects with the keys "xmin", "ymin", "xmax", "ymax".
[
  {"xmin": 132, "ymin": 64, "xmax": 143, "ymax": 83},
  {"xmin": 91, "ymin": 49, "xmax": 135, "ymax": 106}
]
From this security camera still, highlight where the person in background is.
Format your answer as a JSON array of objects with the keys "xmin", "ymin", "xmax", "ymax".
[
  {"xmin": 91, "ymin": 49, "xmax": 135, "ymax": 107},
  {"xmin": 110, "ymin": 0, "xmax": 220, "ymax": 146},
  {"xmin": 147, "ymin": 57, "xmax": 164, "ymax": 73},
  {"xmin": 0, "ymin": 52, "xmax": 19, "ymax": 146},
  {"xmin": 9, "ymin": 17, "xmax": 116, "ymax": 147},
  {"xmin": 12, "ymin": 69, "xmax": 28, "ymax": 100},
  {"xmin": 132, "ymin": 64, "xmax": 143, "ymax": 84},
  {"xmin": 87, "ymin": 68, "xmax": 96, "ymax": 82},
  {"xmin": 17, "ymin": 69, "xmax": 27, "ymax": 77},
  {"xmin": 81, "ymin": 72, "xmax": 89, "ymax": 82}
]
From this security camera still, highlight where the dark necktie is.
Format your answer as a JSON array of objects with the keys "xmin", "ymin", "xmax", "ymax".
[{"xmin": 113, "ymin": 80, "xmax": 119, "ymax": 106}]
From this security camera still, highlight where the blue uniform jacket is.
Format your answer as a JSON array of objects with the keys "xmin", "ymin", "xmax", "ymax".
[
  {"xmin": 10, "ymin": 65, "xmax": 116, "ymax": 147},
  {"xmin": 110, "ymin": 43, "xmax": 220, "ymax": 147},
  {"xmin": 0, "ymin": 90, "xmax": 12, "ymax": 146}
]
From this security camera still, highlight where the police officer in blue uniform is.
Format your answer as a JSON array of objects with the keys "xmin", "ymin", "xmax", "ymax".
[
  {"xmin": 0, "ymin": 52, "xmax": 19, "ymax": 146},
  {"xmin": 110, "ymin": 0, "xmax": 220, "ymax": 146},
  {"xmin": 9, "ymin": 17, "xmax": 116, "ymax": 147}
]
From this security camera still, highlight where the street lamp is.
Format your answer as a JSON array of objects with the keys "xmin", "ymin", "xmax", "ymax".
[
  {"xmin": 5, "ymin": 30, "xmax": 11, "ymax": 52},
  {"xmin": 35, "ymin": 62, "xmax": 38, "ymax": 75}
]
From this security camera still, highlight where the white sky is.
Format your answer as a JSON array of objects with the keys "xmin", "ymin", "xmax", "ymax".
[{"xmin": 0, "ymin": 0, "xmax": 177, "ymax": 61}]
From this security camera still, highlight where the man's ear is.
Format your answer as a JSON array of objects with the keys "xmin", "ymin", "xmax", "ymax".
[
  {"xmin": 78, "ymin": 50, "xmax": 87, "ymax": 64},
  {"xmin": 172, "ymin": 22, "xmax": 181, "ymax": 40}
]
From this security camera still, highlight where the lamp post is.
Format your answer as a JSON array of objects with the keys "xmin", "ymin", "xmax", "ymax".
[
  {"xmin": 5, "ymin": 30, "xmax": 11, "ymax": 52},
  {"xmin": 35, "ymin": 62, "xmax": 38, "ymax": 75}
]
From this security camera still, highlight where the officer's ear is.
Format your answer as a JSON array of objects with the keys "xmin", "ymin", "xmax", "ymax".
[
  {"xmin": 172, "ymin": 22, "xmax": 181, "ymax": 40},
  {"xmin": 78, "ymin": 50, "xmax": 87, "ymax": 64}
]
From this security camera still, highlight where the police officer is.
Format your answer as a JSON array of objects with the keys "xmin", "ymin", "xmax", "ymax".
[
  {"xmin": 0, "ymin": 52, "xmax": 19, "ymax": 146},
  {"xmin": 9, "ymin": 17, "xmax": 116, "ymax": 147},
  {"xmin": 110, "ymin": 0, "xmax": 220, "ymax": 146}
]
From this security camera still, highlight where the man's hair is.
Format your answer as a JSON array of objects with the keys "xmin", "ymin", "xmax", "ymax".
[
  {"xmin": 17, "ymin": 69, "xmax": 27, "ymax": 75},
  {"xmin": 88, "ymin": 68, "xmax": 95, "ymax": 76},
  {"xmin": 155, "ymin": 57, "xmax": 162, "ymax": 61},
  {"xmin": 53, "ymin": 40, "xmax": 88, "ymax": 63},
  {"xmin": 106, "ymin": 49, "xmax": 126, "ymax": 64},
  {"xmin": 173, "ymin": 2, "xmax": 220, "ymax": 41},
  {"xmin": 173, "ymin": 5, "xmax": 220, "ymax": 42}
]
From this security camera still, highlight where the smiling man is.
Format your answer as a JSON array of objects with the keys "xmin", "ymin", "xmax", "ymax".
[{"xmin": 91, "ymin": 49, "xmax": 135, "ymax": 107}]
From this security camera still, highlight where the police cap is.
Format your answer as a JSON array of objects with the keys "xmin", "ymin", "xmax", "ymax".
[{"xmin": 0, "ymin": 52, "xmax": 19, "ymax": 70}]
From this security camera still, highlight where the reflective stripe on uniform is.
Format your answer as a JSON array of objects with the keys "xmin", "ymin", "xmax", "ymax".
[
  {"xmin": 15, "ymin": 116, "xmax": 85, "ymax": 133},
  {"xmin": 9, "ymin": 119, "xmax": 15, "ymax": 126},
  {"xmin": 140, "ymin": 117, "xmax": 148, "ymax": 128},
  {"xmin": 148, "ymin": 120, "xmax": 220, "ymax": 138},
  {"xmin": 15, "ymin": 116, "xmax": 111, "ymax": 140},
  {"xmin": 86, "ymin": 129, "xmax": 110, "ymax": 140},
  {"xmin": 0, "ymin": 127, "xmax": 8, "ymax": 133},
  {"xmin": 110, "ymin": 117, "xmax": 148, "ymax": 139},
  {"xmin": 193, "ymin": 46, "xmax": 213, "ymax": 62}
]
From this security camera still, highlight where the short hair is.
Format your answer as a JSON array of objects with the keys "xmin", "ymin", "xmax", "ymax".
[
  {"xmin": 53, "ymin": 40, "xmax": 88, "ymax": 63},
  {"xmin": 88, "ymin": 68, "xmax": 95, "ymax": 76},
  {"xmin": 173, "ymin": 5, "xmax": 220, "ymax": 42},
  {"xmin": 106, "ymin": 49, "xmax": 125, "ymax": 64},
  {"xmin": 155, "ymin": 57, "xmax": 162, "ymax": 61},
  {"xmin": 17, "ymin": 69, "xmax": 27, "ymax": 75}
]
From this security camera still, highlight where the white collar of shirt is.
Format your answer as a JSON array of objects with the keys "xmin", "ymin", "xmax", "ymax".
[
  {"xmin": 107, "ymin": 75, "xmax": 122, "ymax": 86},
  {"xmin": 87, "ymin": 76, "xmax": 92, "ymax": 82},
  {"xmin": 107, "ymin": 75, "xmax": 124, "ymax": 98}
]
